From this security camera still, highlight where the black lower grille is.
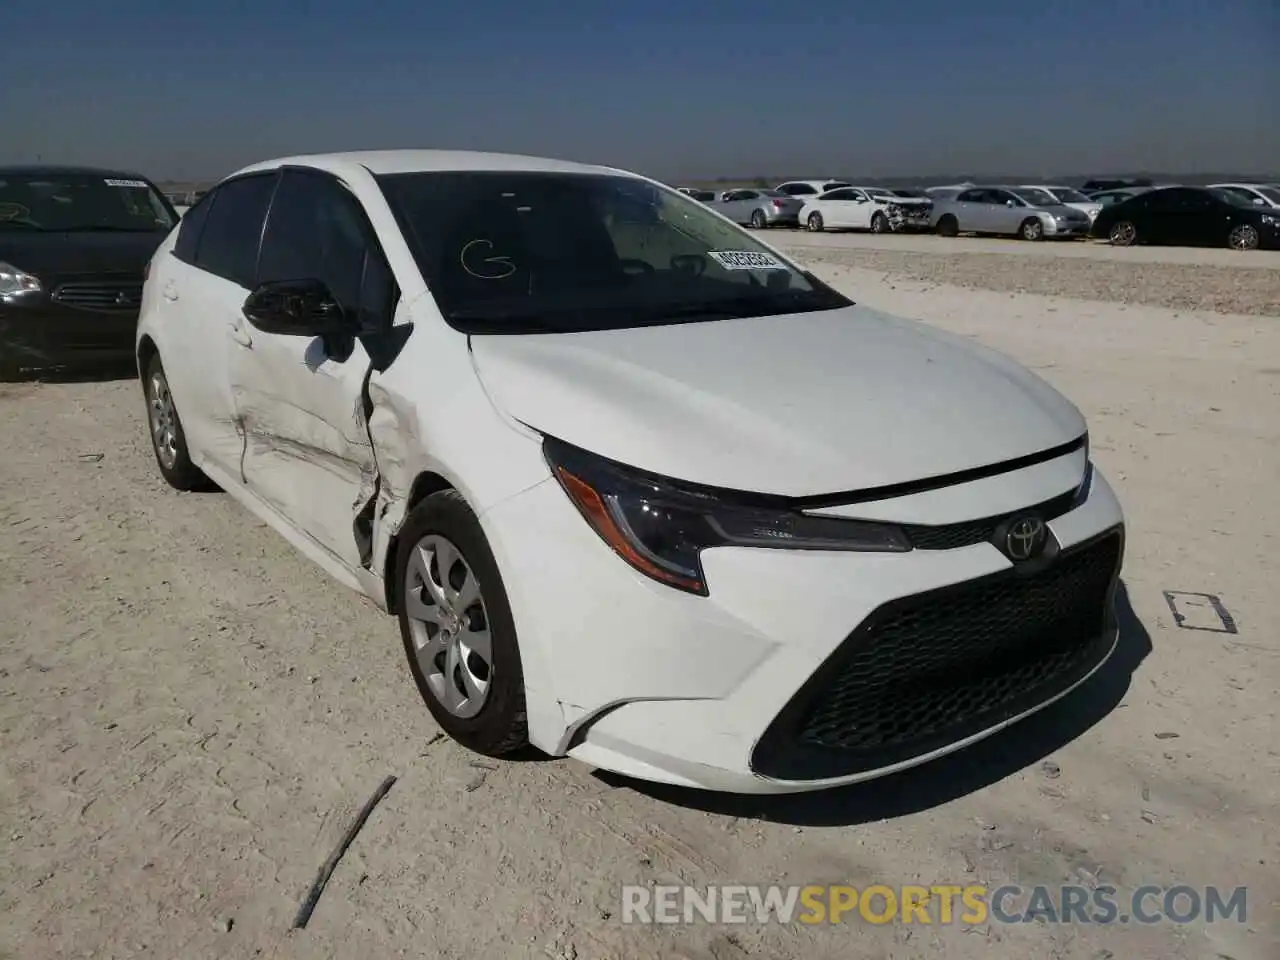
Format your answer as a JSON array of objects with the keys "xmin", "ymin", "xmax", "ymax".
[
  {"xmin": 52, "ymin": 279, "xmax": 143, "ymax": 312},
  {"xmin": 751, "ymin": 528, "xmax": 1123, "ymax": 781}
]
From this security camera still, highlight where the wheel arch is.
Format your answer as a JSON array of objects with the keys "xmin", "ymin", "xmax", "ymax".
[
  {"xmin": 136, "ymin": 334, "xmax": 159, "ymax": 381},
  {"xmin": 382, "ymin": 470, "xmax": 456, "ymax": 614}
]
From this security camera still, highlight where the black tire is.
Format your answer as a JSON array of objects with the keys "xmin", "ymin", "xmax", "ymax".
[
  {"xmin": 806, "ymin": 211, "xmax": 824, "ymax": 232},
  {"xmin": 870, "ymin": 212, "xmax": 889, "ymax": 234},
  {"xmin": 1227, "ymin": 224, "xmax": 1259, "ymax": 251},
  {"xmin": 750, "ymin": 209, "xmax": 767, "ymax": 229},
  {"xmin": 936, "ymin": 215, "xmax": 959, "ymax": 237},
  {"xmin": 1109, "ymin": 220, "xmax": 1138, "ymax": 247},
  {"xmin": 1019, "ymin": 218, "xmax": 1044, "ymax": 241},
  {"xmin": 396, "ymin": 489, "xmax": 528, "ymax": 757},
  {"xmin": 143, "ymin": 354, "xmax": 212, "ymax": 491}
]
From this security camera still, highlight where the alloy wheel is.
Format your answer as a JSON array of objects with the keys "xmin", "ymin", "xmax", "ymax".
[
  {"xmin": 403, "ymin": 534, "xmax": 493, "ymax": 719},
  {"xmin": 148, "ymin": 371, "xmax": 178, "ymax": 470},
  {"xmin": 1228, "ymin": 225, "xmax": 1259, "ymax": 251}
]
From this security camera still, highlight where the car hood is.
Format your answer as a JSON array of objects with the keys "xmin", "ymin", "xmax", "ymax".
[
  {"xmin": 469, "ymin": 305, "xmax": 1086, "ymax": 497},
  {"xmin": 0, "ymin": 229, "xmax": 169, "ymax": 279},
  {"xmin": 881, "ymin": 196, "xmax": 931, "ymax": 206}
]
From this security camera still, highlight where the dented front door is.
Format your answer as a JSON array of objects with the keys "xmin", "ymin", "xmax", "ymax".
[{"xmin": 228, "ymin": 329, "xmax": 375, "ymax": 573}]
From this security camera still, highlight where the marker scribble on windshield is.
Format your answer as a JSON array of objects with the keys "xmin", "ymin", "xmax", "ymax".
[{"xmin": 460, "ymin": 239, "xmax": 517, "ymax": 280}]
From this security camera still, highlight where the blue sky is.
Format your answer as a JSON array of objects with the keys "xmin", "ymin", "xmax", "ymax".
[{"xmin": 2, "ymin": 0, "xmax": 1276, "ymax": 182}]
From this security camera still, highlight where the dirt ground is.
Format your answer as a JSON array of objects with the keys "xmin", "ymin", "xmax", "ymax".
[{"xmin": 1, "ymin": 240, "xmax": 1277, "ymax": 960}]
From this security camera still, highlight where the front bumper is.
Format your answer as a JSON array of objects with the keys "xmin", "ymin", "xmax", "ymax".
[
  {"xmin": 482, "ymin": 462, "xmax": 1125, "ymax": 794},
  {"xmin": 0, "ymin": 290, "xmax": 140, "ymax": 373},
  {"xmin": 1045, "ymin": 220, "xmax": 1091, "ymax": 238}
]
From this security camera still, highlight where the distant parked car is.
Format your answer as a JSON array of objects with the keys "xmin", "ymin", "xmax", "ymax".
[
  {"xmin": 1020, "ymin": 185, "xmax": 1103, "ymax": 223},
  {"xmin": 676, "ymin": 187, "xmax": 717, "ymax": 202},
  {"xmin": 710, "ymin": 188, "xmax": 804, "ymax": 228},
  {"xmin": 0, "ymin": 164, "xmax": 179, "ymax": 377},
  {"xmin": 1087, "ymin": 186, "xmax": 1153, "ymax": 207},
  {"xmin": 1092, "ymin": 186, "xmax": 1279, "ymax": 250},
  {"xmin": 930, "ymin": 186, "xmax": 1091, "ymax": 240},
  {"xmin": 799, "ymin": 186, "xmax": 931, "ymax": 234},
  {"xmin": 1081, "ymin": 178, "xmax": 1152, "ymax": 193},
  {"xmin": 775, "ymin": 180, "xmax": 852, "ymax": 200},
  {"xmin": 1208, "ymin": 183, "xmax": 1280, "ymax": 210}
]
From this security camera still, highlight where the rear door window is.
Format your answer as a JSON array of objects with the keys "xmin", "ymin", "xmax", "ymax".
[{"xmin": 193, "ymin": 173, "xmax": 278, "ymax": 288}]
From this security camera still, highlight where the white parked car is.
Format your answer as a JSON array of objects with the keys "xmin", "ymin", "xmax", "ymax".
[
  {"xmin": 799, "ymin": 186, "xmax": 933, "ymax": 233},
  {"xmin": 1020, "ymin": 185, "xmax": 1103, "ymax": 222},
  {"xmin": 136, "ymin": 150, "xmax": 1125, "ymax": 794},
  {"xmin": 1208, "ymin": 183, "xmax": 1280, "ymax": 210},
  {"xmin": 775, "ymin": 179, "xmax": 852, "ymax": 200}
]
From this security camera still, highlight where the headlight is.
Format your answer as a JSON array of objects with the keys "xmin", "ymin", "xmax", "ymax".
[
  {"xmin": 1261, "ymin": 214, "xmax": 1279, "ymax": 228},
  {"xmin": 543, "ymin": 437, "xmax": 910, "ymax": 596},
  {"xmin": 0, "ymin": 262, "xmax": 42, "ymax": 296}
]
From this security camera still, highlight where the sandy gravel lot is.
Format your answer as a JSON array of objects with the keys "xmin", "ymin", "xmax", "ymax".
[
  {"xmin": 776, "ymin": 233, "xmax": 1280, "ymax": 316},
  {"xmin": 2, "ymin": 245, "xmax": 1278, "ymax": 960}
]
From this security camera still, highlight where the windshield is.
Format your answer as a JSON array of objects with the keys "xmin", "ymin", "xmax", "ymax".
[
  {"xmin": 376, "ymin": 171, "xmax": 850, "ymax": 334},
  {"xmin": 1011, "ymin": 188, "xmax": 1055, "ymax": 205},
  {"xmin": 688, "ymin": 189, "xmax": 715, "ymax": 201},
  {"xmin": 0, "ymin": 173, "xmax": 176, "ymax": 232},
  {"xmin": 1049, "ymin": 188, "xmax": 1091, "ymax": 203}
]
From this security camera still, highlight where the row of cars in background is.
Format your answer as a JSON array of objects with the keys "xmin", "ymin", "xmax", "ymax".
[{"xmin": 677, "ymin": 178, "xmax": 1280, "ymax": 250}]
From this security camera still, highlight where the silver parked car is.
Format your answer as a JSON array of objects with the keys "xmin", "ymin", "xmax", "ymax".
[
  {"xmin": 930, "ymin": 186, "xmax": 1092, "ymax": 240},
  {"xmin": 710, "ymin": 188, "xmax": 805, "ymax": 228}
]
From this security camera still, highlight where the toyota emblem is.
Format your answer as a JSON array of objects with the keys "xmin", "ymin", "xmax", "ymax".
[{"xmin": 1004, "ymin": 515, "xmax": 1048, "ymax": 562}]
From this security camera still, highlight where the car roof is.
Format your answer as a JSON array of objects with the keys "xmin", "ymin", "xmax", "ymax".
[
  {"xmin": 0, "ymin": 164, "xmax": 156, "ymax": 181},
  {"xmin": 227, "ymin": 149, "xmax": 627, "ymax": 182}
]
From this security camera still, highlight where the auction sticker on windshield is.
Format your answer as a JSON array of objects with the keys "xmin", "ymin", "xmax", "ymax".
[
  {"xmin": 708, "ymin": 250, "xmax": 785, "ymax": 271},
  {"xmin": 104, "ymin": 179, "xmax": 150, "ymax": 188}
]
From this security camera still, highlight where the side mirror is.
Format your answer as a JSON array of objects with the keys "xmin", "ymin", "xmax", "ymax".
[{"xmin": 242, "ymin": 279, "xmax": 354, "ymax": 338}]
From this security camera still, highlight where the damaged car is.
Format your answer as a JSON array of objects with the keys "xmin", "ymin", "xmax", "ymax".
[{"xmin": 137, "ymin": 150, "xmax": 1126, "ymax": 794}]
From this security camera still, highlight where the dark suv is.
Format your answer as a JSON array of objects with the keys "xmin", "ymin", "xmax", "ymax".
[{"xmin": 0, "ymin": 166, "xmax": 177, "ymax": 377}]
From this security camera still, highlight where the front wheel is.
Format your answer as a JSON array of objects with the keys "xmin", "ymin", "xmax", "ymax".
[
  {"xmin": 1109, "ymin": 220, "xmax": 1138, "ymax": 246},
  {"xmin": 1228, "ymin": 224, "xmax": 1259, "ymax": 251},
  {"xmin": 1019, "ymin": 218, "xmax": 1044, "ymax": 241},
  {"xmin": 750, "ymin": 209, "xmax": 767, "ymax": 229},
  {"xmin": 870, "ymin": 212, "xmax": 889, "ymax": 234},
  {"xmin": 936, "ymin": 215, "xmax": 959, "ymax": 237},
  {"xmin": 396, "ymin": 489, "xmax": 528, "ymax": 757},
  {"xmin": 144, "ymin": 355, "xmax": 212, "ymax": 491},
  {"xmin": 806, "ymin": 212, "xmax": 824, "ymax": 232}
]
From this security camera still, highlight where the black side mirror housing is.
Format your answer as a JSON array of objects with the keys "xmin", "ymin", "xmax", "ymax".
[{"xmin": 242, "ymin": 279, "xmax": 355, "ymax": 338}]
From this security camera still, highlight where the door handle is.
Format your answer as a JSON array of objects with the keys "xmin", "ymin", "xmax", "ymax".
[
  {"xmin": 162, "ymin": 281, "xmax": 179, "ymax": 302},
  {"xmin": 230, "ymin": 319, "xmax": 253, "ymax": 347}
]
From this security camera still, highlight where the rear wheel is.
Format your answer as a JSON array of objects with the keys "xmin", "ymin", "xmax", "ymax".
[
  {"xmin": 936, "ymin": 215, "xmax": 959, "ymax": 237},
  {"xmin": 144, "ymin": 355, "xmax": 212, "ymax": 491},
  {"xmin": 396, "ymin": 490, "xmax": 528, "ymax": 757},
  {"xmin": 806, "ymin": 211, "xmax": 824, "ymax": 232},
  {"xmin": 750, "ymin": 209, "xmax": 767, "ymax": 229},
  {"xmin": 870, "ymin": 212, "xmax": 889, "ymax": 234},
  {"xmin": 1109, "ymin": 220, "xmax": 1138, "ymax": 246},
  {"xmin": 1019, "ymin": 218, "xmax": 1044, "ymax": 241},
  {"xmin": 1228, "ymin": 224, "xmax": 1259, "ymax": 251}
]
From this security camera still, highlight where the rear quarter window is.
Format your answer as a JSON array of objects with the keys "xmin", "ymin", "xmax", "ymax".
[{"xmin": 172, "ymin": 193, "xmax": 213, "ymax": 264}]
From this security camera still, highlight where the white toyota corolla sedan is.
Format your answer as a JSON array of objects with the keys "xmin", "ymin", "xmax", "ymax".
[{"xmin": 136, "ymin": 150, "xmax": 1125, "ymax": 794}]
